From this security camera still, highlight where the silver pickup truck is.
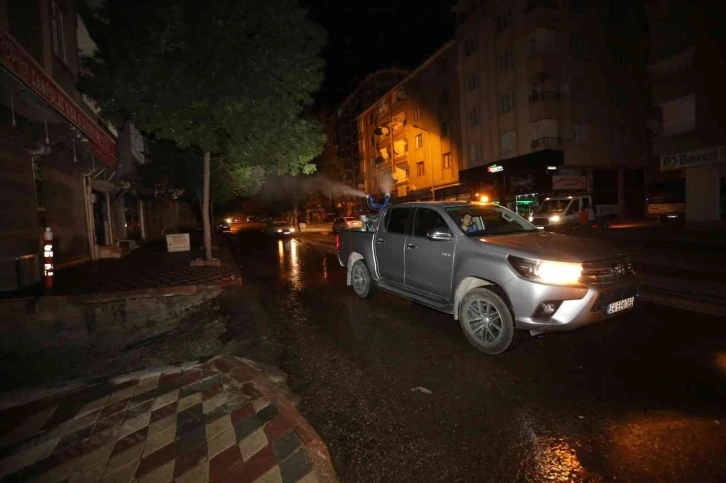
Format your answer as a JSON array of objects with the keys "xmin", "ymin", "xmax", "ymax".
[{"xmin": 337, "ymin": 201, "xmax": 638, "ymax": 354}]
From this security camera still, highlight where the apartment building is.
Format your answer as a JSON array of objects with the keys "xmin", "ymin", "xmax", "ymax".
[
  {"xmin": 358, "ymin": 41, "xmax": 463, "ymax": 201},
  {"xmin": 334, "ymin": 69, "xmax": 408, "ymax": 190},
  {"xmin": 644, "ymin": 0, "xmax": 726, "ymax": 222},
  {"xmin": 0, "ymin": 0, "xmax": 188, "ymax": 291},
  {"xmin": 452, "ymin": 0, "xmax": 650, "ymax": 218}
]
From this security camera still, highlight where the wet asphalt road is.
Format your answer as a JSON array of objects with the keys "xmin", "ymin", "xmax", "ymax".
[{"xmin": 224, "ymin": 228, "xmax": 726, "ymax": 483}]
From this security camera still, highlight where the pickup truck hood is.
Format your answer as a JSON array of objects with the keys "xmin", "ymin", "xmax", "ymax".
[{"xmin": 476, "ymin": 231, "xmax": 622, "ymax": 263}]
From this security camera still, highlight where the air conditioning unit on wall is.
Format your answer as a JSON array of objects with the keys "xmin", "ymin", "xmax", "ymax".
[{"xmin": 116, "ymin": 240, "xmax": 138, "ymax": 251}]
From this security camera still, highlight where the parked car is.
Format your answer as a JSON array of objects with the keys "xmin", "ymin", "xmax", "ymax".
[
  {"xmin": 217, "ymin": 221, "xmax": 230, "ymax": 231},
  {"xmin": 529, "ymin": 194, "xmax": 618, "ymax": 230},
  {"xmin": 332, "ymin": 216, "xmax": 363, "ymax": 233},
  {"xmin": 264, "ymin": 220, "xmax": 296, "ymax": 236},
  {"xmin": 337, "ymin": 201, "xmax": 638, "ymax": 355}
]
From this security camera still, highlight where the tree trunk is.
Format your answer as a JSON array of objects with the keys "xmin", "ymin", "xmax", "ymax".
[
  {"xmin": 210, "ymin": 202, "xmax": 215, "ymax": 245},
  {"xmin": 291, "ymin": 187, "xmax": 300, "ymax": 231},
  {"xmin": 202, "ymin": 152, "xmax": 212, "ymax": 260}
]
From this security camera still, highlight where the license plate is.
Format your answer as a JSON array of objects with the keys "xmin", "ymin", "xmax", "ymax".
[{"xmin": 607, "ymin": 297, "xmax": 635, "ymax": 314}]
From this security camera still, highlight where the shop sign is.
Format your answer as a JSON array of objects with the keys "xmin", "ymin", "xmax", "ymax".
[
  {"xmin": 0, "ymin": 28, "xmax": 117, "ymax": 169},
  {"xmin": 487, "ymin": 164, "xmax": 503, "ymax": 173},
  {"xmin": 166, "ymin": 234, "xmax": 190, "ymax": 252},
  {"xmin": 660, "ymin": 146, "xmax": 725, "ymax": 171},
  {"xmin": 510, "ymin": 174, "xmax": 535, "ymax": 189},
  {"xmin": 552, "ymin": 175, "xmax": 587, "ymax": 190}
]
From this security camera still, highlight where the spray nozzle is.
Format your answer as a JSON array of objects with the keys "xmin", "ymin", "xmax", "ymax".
[{"xmin": 366, "ymin": 193, "xmax": 390, "ymax": 211}]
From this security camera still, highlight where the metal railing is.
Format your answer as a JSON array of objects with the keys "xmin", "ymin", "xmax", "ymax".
[
  {"xmin": 531, "ymin": 137, "xmax": 562, "ymax": 148},
  {"xmin": 529, "ymin": 91, "xmax": 561, "ymax": 102}
]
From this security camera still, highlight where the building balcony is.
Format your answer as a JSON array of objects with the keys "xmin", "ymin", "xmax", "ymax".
[
  {"xmin": 647, "ymin": 46, "xmax": 695, "ymax": 80},
  {"xmin": 529, "ymin": 98, "xmax": 561, "ymax": 122},
  {"xmin": 526, "ymin": 1, "xmax": 559, "ymax": 31},
  {"xmin": 527, "ymin": 0, "xmax": 558, "ymax": 11},
  {"xmin": 531, "ymin": 137, "xmax": 562, "ymax": 149},
  {"xmin": 527, "ymin": 52, "xmax": 562, "ymax": 77},
  {"xmin": 529, "ymin": 91, "xmax": 560, "ymax": 102}
]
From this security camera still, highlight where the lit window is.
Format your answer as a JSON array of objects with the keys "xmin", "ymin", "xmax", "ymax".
[{"xmin": 442, "ymin": 153, "xmax": 452, "ymax": 169}]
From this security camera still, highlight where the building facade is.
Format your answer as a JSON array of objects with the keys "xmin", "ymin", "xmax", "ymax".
[
  {"xmin": 0, "ymin": 0, "xmax": 191, "ymax": 291},
  {"xmin": 334, "ymin": 69, "xmax": 408, "ymax": 191},
  {"xmin": 358, "ymin": 41, "xmax": 464, "ymax": 202},
  {"xmin": 644, "ymin": 0, "xmax": 726, "ymax": 222},
  {"xmin": 452, "ymin": 0, "xmax": 650, "ymax": 218}
]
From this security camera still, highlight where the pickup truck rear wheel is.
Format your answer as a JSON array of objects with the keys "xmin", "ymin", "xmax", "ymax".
[
  {"xmin": 459, "ymin": 288, "xmax": 516, "ymax": 354},
  {"xmin": 351, "ymin": 260, "xmax": 372, "ymax": 298}
]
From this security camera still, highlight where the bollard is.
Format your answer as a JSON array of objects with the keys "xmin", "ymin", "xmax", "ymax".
[{"xmin": 43, "ymin": 227, "xmax": 53, "ymax": 289}]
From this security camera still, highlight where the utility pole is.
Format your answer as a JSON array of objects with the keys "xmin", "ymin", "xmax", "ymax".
[{"xmin": 413, "ymin": 124, "xmax": 435, "ymax": 201}]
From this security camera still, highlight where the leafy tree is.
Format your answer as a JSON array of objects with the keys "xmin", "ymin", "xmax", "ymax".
[
  {"xmin": 80, "ymin": 0, "xmax": 326, "ymax": 259},
  {"xmin": 139, "ymin": 139, "xmax": 264, "ymax": 214}
]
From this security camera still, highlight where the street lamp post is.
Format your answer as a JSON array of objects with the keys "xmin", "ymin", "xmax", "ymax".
[{"xmin": 412, "ymin": 124, "xmax": 435, "ymax": 201}]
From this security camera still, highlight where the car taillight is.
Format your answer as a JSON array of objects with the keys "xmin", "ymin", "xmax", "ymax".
[{"xmin": 335, "ymin": 234, "xmax": 340, "ymax": 251}]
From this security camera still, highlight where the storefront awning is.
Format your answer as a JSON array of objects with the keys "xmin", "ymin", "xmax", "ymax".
[
  {"xmin": 459, "ymin": 149, "xmax": 564, "ymax": 184},
  {"xmin": 0, "ymin": 28, "xmax": 117, "ymax": 170}
]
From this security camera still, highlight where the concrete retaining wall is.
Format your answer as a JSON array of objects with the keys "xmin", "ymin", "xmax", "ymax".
[{"xmin": 0, "ymin": 285, "xmax": 222, "ymax": 357}]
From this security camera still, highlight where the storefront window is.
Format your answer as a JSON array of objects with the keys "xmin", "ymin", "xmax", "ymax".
[{"xmin": 515, "ymin": 193, "xmax": 539, "ymax": 217}]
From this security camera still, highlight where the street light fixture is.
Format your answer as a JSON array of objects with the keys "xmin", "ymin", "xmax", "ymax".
[{"xmin": 412, "ymin": 124, "xmax": 435, "ymax": 201}]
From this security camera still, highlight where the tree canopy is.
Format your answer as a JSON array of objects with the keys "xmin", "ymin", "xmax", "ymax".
[
  {"xmin": 80, "ymin": 0, "xmax": 327, "ymax": 182},
  {"xmin": 139, "ymin": 139, "xmax": 265, "ymax": 205}
]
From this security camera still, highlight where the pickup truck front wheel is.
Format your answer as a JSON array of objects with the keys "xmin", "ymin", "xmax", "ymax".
[
  {"xmin": 459, "ymin": 288, "xmax": 516, "ymax": 355},
  {"xmin": 351, "ymin": 260, "xmax": 372, "ymax": 298}
]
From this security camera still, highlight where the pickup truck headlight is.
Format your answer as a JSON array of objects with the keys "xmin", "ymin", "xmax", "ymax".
[
  {"xmin": 549, "ymin": 215, "xmax": 561, "ymax": 223},
  {"xmin": 508, "ymin": 256, "xmax": 582, "ymax": 286}
]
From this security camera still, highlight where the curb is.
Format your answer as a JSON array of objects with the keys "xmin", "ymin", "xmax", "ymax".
[
  {"xmin": 206, "ymin": 355, "xmax": 339, "ymax": 483},
  {"xmin": 640, "ymin": 285, "xmax": 726, "ymax": 317}
]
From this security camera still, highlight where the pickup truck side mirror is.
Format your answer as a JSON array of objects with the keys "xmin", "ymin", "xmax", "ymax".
[{"xmin": 426, "ymin": 227, "xmax": 453, "ymax": 241}]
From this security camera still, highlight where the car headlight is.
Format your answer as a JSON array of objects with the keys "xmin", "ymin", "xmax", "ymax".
[
  {"xmin": 277, "ymin": 229, "xmax": 282, "ymax": 233},
  {"xmin": 549, "ymin": 215, "xmax": 561, "ymax": 223},
  {"xmin": 290, "ymin": 228, "xmax": 295, "ymax": 232},
  {"xmin": 509, "ymin": 256, "xmax": 582, "ymax": 285}
]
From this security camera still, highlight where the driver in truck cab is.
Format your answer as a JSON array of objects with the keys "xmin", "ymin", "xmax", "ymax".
[{"xmin": 461, "ymin": 213, "xmax": 477, "ymax": 233}]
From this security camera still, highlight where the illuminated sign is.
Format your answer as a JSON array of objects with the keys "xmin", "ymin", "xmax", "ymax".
[
  {"xmin": 487, "ymin": 164, "xmax": 503, "ymax": 173},
  {"xmin": 660, "ymin": 146, "xmax": 725, "ymax": 171}
]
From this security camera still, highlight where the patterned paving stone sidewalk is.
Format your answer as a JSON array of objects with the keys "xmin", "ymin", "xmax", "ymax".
[
  {"xmin": 54, "ymin": 241, "xmax": 241, "ymax": 295},
  {"xmin": 0, "ymin": 356, "xmax": 337, "ymax": 483}
]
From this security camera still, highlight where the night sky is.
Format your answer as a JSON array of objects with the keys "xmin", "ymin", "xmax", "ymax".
[{"xmin": 303, "ymin": 1, "xmax": 459, "ymax": 109}]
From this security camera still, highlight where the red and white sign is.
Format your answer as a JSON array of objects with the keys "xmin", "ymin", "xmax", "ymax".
[
  {"xmin": 0, "ymin": 28, "xmax": 117, "ymax": 169},
  {"xmin": 552, "ymin": 175, "xmax": 587, "ymax": 190}
]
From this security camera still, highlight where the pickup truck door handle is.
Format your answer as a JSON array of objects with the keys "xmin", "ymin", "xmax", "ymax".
[
  {"xmin": 376, "ymin": 239, "xmax": 385, "ymax": 244},
  {"xmin": 406, "ymin": 244, "xmax": 417, "ymax": 249}
]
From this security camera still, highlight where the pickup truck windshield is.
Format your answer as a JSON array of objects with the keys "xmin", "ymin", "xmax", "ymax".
[
  {"xmin": 537, "ymin": 199, "xmax": 569, "ymax": 213},
  {"xmin": 446, "ymin": 205, "xmax": 538, "ymax": 236}
]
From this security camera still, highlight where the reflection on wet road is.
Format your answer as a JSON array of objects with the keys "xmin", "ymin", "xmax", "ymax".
[{"xmin": 228, "ymin": 230, "xmax": 726, "ymax": 482}]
